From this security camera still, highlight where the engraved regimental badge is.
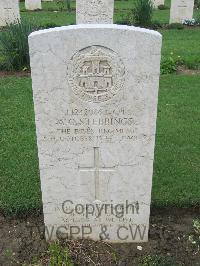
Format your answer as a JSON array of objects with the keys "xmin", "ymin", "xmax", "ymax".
[{"xmin": 69, "ymin": 46, "xmax": 125, "ymax": 103}]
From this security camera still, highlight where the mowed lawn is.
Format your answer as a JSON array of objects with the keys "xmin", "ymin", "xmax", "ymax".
[{"xmin": 0, "ymin": 75, "xmax": 200, "ymax": 214}]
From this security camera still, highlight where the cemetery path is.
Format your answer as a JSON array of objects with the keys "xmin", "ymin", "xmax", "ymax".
[{"xmin": 0, "ymin": 207, "xmax": 199, "ymax": 265}]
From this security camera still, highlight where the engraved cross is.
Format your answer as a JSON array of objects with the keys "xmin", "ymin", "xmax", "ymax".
[{"xmin": 78, "ymin": 147, "xmax": 115, "ymax": 200}]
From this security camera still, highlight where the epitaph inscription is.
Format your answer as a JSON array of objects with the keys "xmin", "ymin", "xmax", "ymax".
[{"xmin": 69, "ymin": 46, "xmax": 125, "ymax": 103}]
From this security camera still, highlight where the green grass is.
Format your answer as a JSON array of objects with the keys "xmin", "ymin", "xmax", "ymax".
[
  {"xmin": 161, "ymin": 29, "xmax": 200, "ymax": 69},
  {"xmin": 0, "ymin": 77, "xmax": 41, "ymax": 214},
  {"xmin": 0, "ymin": 75, "xmax": 200, "ymax": 214},
  {"xmin": 153, "ymin": 75, "xmax": 200, "ymax": 206}
]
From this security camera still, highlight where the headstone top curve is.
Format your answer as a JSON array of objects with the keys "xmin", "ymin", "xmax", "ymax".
[{"xmin": 29, "ymin": 24, "xmax": 162, "ymax": 39}]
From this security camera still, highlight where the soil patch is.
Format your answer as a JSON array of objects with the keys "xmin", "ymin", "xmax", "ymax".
[
  {"xmin": 177, "ymin": 66, "xmax": 200, "ymax": 75},
  {"xmin": 0, "ymin": 71, "xmax": 31, "ymax": 78},
  {"xmin": 0, "ymin": 207, "xmax": 199, "ymax": 265}
]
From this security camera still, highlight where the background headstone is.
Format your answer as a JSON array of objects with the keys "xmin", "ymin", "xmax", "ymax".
[
  {"xmin": 170, "ymin": 0, "xmax": 194, "ymax": 23},
  {"xmin": 76, "ymin": 0, "xmax": 114, "ymax": 24},
  {"xmin": 25, "ymin": 0, "xmax": 41, "ymax": 11},
  {"xmin": 152, "ymin": 0, "xmax": 165, "ymax": 8},
  {"xmin": 0, "ymin": 0, "xmax": 20, "ymax": 27}
]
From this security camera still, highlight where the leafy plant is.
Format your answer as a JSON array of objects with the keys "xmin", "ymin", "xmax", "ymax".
[
  {"xmin": 161, "ymin": 56, "xmax": 177, "ymax": 75},
  {"xmin": 132, "ymin": 0, "xmax": 153, "ymax": 26},
  {"xmin": 47, "ymin": 242, "xmax": 74, "ymax": 266},
  {"xmin": 0, "ymin": 20, "xmax": 39, "ymax": 71}
]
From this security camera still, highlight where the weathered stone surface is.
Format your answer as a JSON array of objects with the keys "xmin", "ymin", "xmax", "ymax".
[
  {"xmin": 25, "ymin": 0, "xmax": 41, "ymax": 11},
  {"xmin": 0, "ymin": 0, "xmax": 20, "ymax": 27},
  {"xmin": 29, "ymin": 24, "xmax": 162, "ymax": 243},
  {"xmin": 76, "ymin": 0, "xmax": 114, "ymax": 24},
  {"xmin": 152, "ymin": 0, "xmax": 164, "ymax": 8},
  {"xmin": 170, "ymin": 0, "xmax": 194, "ymax": 23}
]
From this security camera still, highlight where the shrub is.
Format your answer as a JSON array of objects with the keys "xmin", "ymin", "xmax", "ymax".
[
  {"xmin": 167, "ymin": 23, "xmax": 184, "ymax": 30},
  {"xmin": 132, "ymin": 0, "xmax": 153, "ymax": 26},
  {"xmin": 0, "ymin": 20, "xmax": 39, "ymax": 71}
]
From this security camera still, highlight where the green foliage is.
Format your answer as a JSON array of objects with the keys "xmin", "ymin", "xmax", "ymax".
[
  {"xmin": 166, "ymin": 23, "xmax": 184, "ymax": 30},
  {"xmin": 0, "ymin": 20, "xmax": 62, "ymax": 71},
  {"xmin": 0, "ymin": 20, "xmax": 39, "ymax": 71},
  {"xmin": 195, "ymin": 0, "xmax": 200, "ymax": 8},
  {"xmin": 48, "ymin": 243, "xmax": 74, "ymax": 266},
  {"xmin": 195, "ymin": 12, "xmax": 200, "ymax": 24},
  {"xmin": 66, "ymin": 0, "xmax": 71, "ymax": 12},
  {"xmin": 139, "ymin": 255, "xmax": 179, "ymax": 266},
  {"xmin": 160, "ymin": 28, "xmax": 200, "ymax": 70},
  {"xmin": 160, "ymin": 53, "xmax": 184, "ymax": 74},
  {"xmin": 161, "ymin": 56, "xmax": 177, "ymax": 75},
  {"xmin": 132, "ymin": 0, "xmax": 153, "ymax": 26},
  {"xmin": 115, "ymin": 12, "xmax": 132, "ymax": 25}
]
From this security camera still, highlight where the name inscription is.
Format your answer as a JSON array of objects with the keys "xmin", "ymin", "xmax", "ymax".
[{"xmin": 43, "ymin": 107, "xmax": 148, "ymax": 143}]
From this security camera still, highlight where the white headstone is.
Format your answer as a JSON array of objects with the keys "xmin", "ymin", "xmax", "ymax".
[
  {"xmin": 25, "ymin": 0, "xmax": 41, "ymax": 11},
  {"xmin": 0, "ymin": 0, "xmax": 20, "ymax": 27},
  {"xmin": 29, "ymin": 1, "xmax": 162, "ymax": 243},
  {"xmin": 170, "ymin": 0, "xmax": 194, "ymax": 23},
  {"xmin": 76, "ymin": 0, "xmax": 114, "ymax": 24},
  {"xmin": 152, "ymin": 0, "xmax": 165, "ymax": 8}
]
